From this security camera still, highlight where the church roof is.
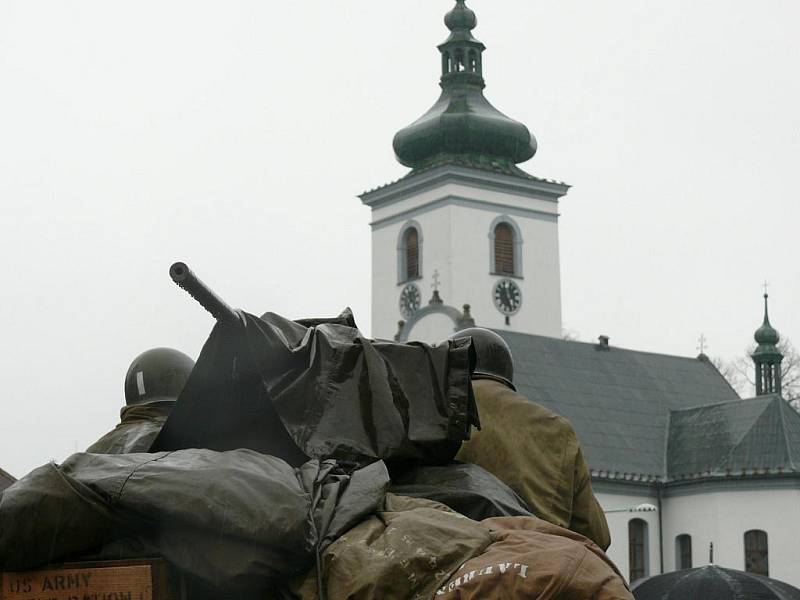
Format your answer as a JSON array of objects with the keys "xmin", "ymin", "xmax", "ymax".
[
  {"xmin": 495, "ymin": 331, "xmax": 740, "ymax": 480},
  {"xmin": 0, "ymin": 467, "xmax": 16, "ymax": 492},
  {"xmin": 667, "ymin": 394, "xmax": 800, "ymax": 480}
]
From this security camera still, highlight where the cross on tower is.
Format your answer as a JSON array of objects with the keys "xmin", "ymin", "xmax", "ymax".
[
  {"xmin": 763, "ymin": 280, "xmax": 770, "ymax": 296},
  {"xmin": 432, "ymin": 269, "xmax": 441, "ymax": 292},
  {"xmin": 697, "ymin": 334, "xmax": 708, "ymax": 355}
]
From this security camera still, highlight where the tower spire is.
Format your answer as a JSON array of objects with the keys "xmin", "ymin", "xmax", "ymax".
[
  {"xmin": 392, "ymin": 1, "xmax": 537, "ymax": 172},
  {"xmin": 752, "ymin": 291, "xmax": 783, "ymax": 396}
]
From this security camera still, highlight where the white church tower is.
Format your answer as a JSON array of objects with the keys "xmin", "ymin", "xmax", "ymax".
[{"xmin": 360, "ymin": 0, "xmax": 569, "ymax": 342}]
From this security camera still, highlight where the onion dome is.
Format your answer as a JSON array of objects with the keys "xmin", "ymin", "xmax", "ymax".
[
  {"xmin": 444, "ymin": 0, "xmax": 477, "ymax": 32},
  {"xmin": 755, "ymin": 294, "xmax": 780, "ymax": 345},
  {"xmin": 393, "ymin": 0, "xmax": 537, "ymax": 170}
]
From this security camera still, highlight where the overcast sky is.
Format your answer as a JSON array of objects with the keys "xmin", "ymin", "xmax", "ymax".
[{"xmin": 1, "ymin": 1, "xmax": 798, "ymax": 478}]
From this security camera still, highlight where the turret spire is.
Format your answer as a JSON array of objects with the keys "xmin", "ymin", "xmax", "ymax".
[
  {"xmin": 392, "ymin": 1, "xmax": 537, "ymax": 172},
  {"xmin": 752, "ymin": 291, "xmax": 783, "ymax": 396}
]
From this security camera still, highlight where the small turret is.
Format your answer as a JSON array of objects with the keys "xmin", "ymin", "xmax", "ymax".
[{"xmin": 752, "ymin": 292, "xmax": 783, "ymax": 396}]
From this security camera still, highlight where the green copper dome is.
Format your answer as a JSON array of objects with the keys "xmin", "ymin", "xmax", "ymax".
[
  {"xmin": 754, "ymin": 294, "xmax": 780, "ymax": 346},
  {"xmin": 393, "ymin": 0, "xmax": 537, "ymax": 170},
  {"xmin": 444, "ymin": 0, "xmax": 477, "ymax": 32}
]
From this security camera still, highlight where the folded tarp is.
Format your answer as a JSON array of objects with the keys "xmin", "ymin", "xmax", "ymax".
[
  {"xmin": 285, "ymin": 494, "xmax": 494, "ymax": 600},
  {"xmin": 151, "ymin": 311, "xmax": 477, "ymax": 466},
  {"xmin": 389, "ymin": 462, "xmax": 534, "ymax": 521},
  {"xmin": 0, "ymin": 449, "xmax": 389, "ymax": 591}
]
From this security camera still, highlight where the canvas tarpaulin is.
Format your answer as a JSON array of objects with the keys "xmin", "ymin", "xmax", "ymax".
[
  {"xmin": 284, "ymin": 494, "xmax": 494, "ymax": 600},
  {"xmin": 0, "ymin": 449, "xmax": 389, "ymax": 590},
  {"xmin": 151, "ymin": 311, "xmax": 477, "ymax": 465},
  {"xmin": 389, "ymin": 462, "xmax": 534, "ymax": 521}
]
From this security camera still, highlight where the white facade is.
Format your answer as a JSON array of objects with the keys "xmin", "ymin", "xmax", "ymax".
[
  {"xmin": 596, "ymin": 482, "xmax": 800, "ymax": 589},
  {"xmin": 596, "ymin": 489, "xmax": 660, "ymax": 585},
  {"xmin": 362, "ymin": 166, "xmax": 568, "ymax": 342}
]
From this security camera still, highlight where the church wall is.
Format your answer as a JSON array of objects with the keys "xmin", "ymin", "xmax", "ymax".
[
  {"xmin": 369, "ymin": 181, "xmax": 558, "ymax": 226},
  {"xmin": 371, "ymin": 202, "xmax": 454, "ymax": 340},
  {"xmin": 595, "ymin": 490, "xmax": 660, "ymax": 586},
  {"xmin": 662, "ymin": 486, "xmax": 800, "ymax": 587},
  {"xmin": 448, "ymin": 201, "xmax": 561, "ymax": 338},
  {"xmin": 369, "ymin": 177, "xmax": 562, "ymax": 340}
]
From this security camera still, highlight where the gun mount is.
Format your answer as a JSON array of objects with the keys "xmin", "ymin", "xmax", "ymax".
[{"xmin": 169, "ymin": 262, "xmax": 241, "ymax": 326}]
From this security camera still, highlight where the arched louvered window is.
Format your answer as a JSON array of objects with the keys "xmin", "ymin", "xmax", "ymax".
[
  {"xmin": 675, "ymin": 534, "xmax": 692, "ymax": 570},
  {"xmin": 494, "ymin": 223, "xmax": 515, "ymax": 275},
  {"xmin": 629, "ymin": 519, "xmax": 649, "ymax": 583},
  {"xmin": 405, "ymin": 228, "xmax": 419, "ymax": 280},
  {"xmin": 744, "ymin": 530, "xmax": 768, "ymax": 576},
  {"xmin": 397, "ymin": 223, "xmax": 422, "ymax": 283}
]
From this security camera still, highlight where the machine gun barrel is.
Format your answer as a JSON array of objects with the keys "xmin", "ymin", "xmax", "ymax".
[{"xmin": 169, "ymin": 262, "xmax": 241, "ymax": 326}]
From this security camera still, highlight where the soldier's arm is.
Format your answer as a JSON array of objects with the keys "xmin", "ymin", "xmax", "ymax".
[{"xmin": 569, "ymin": 446, "xmax": 611, "ymax": 551}]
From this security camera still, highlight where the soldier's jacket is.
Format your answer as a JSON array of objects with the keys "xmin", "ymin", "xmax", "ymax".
[
  {"xmin": 456, "ymin": 378, "xmax": 611, "ymax": 550},
  {"xmin": 86, "ymin": 402, "xmax": 172, "ymax": 454}
]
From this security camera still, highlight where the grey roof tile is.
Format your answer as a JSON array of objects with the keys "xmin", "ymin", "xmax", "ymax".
[{"xmin": 494, "ymin": 331, "xmax": 740, "ymax": 477}]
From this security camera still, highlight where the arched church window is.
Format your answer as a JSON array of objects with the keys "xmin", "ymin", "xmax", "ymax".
[
  {"xmin": 629, "ymin": 519, "xmax": 649, "ymax": 583},
  {"xmin": 397, "ymin": 222, "xmax": 422, "ymax": 283},
  {"xmin": 489, "ymin": 216, "xmax": 522, "ymax": 277},
  {"xmin": 405, "ymin": 228, "xmax": 419, "ymax": 279},
  {"xmin": 494, "ymin": 223, "xmax": 515, "ymax": 275},
  {"xmin": 675, "ymin": 534, "xmax": 692, "ymax": 570},
  {"xmin": 744, "ymin": 530, "xmax": 769, "ymax": 576}
]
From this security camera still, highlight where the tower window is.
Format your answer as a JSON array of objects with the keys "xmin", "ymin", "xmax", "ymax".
[
  {"xmin": 468, "ymin": 50, "xmax": 478, "ymax": 72},
  {"xmin": 455, "ymin": 49, "xmax": 466, "ymax": 72},
  {"xmin": 675, "ymin": 534, "xmax": 692, "ymax": 570},
  {"xmin": 405, "ymin": 228, "xmax": 419, "ymax": 279},
  {"xmin": 397, "ymin": 221, "xmax": 423, "ymax": 283},
  {"xmin": 494, "ymin": 223, "xmax": 515, "ymax": 275},
  {"xmin": 744, "ymin": 530, "xmax": 768, "ymax": 576},
  {"xmin": 628, "ymin": 519, "xmax": 649, "ymax": 583},
  {"xmin": 489, "ymin": 216, "xmax": 523, "ymax": 278}
]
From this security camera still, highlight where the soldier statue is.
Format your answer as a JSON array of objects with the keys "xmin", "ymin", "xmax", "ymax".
[{"xmin": 87, "ymin": 347, "xmax": 194, "ymax": 454}]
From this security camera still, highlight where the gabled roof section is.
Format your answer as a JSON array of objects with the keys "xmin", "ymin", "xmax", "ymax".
[
  {"xmin": 0, "ymin": 467, "xmax": 16, "ymax": 492},
  {"xmin": 668, "ymin": 395, "xmax": 800, "ymax": 480},
  {"xmin": 494, "ymin": 331, "xmax": 740, "ymax": 478}
]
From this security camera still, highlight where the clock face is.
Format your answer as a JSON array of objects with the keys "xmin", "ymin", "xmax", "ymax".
[
  {"xmin": 493, "ymin": 279, "xmax": 522, "ymax": 315},
  {"xmin": 399, "ymin": 283, "xmax": 422, "ymax": 318}
]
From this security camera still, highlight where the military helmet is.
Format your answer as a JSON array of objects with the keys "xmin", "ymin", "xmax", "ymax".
[
  {"xmin": 124, "ymin": 347, "xmax": 195, "ymax": 406},
  {"xmin": 450, "ymin": 328, "xmax": 515, "ymax": 390}
]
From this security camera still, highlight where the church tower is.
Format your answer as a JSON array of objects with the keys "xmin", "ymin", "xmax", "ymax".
[
  {"xmin": 752, "ymin": 293, "xmax": 783, "ymax": 396},
  {"xmin": 360, "ymin": 0, "xmax": 569, "ymax": 342}
]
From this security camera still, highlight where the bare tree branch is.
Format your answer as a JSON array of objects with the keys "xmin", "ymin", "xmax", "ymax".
[{"xmin": 714, "ymin": 338, "xmax": 800, "ymax": 406}]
